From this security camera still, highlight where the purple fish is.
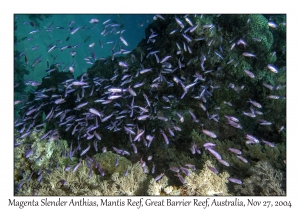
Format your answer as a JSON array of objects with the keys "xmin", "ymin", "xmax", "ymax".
[
  {"xmin": 169, "ymin": 166, "xmax": 180, "ymax": 173},
  {"xmin": 80, "ymin": 144, "xmax": 90, "ymax": 156},
  {"xmin": 89, "ymin": 108, "xmax": 102, "ymax": 117},
  {"xmin": 246, "ymin": 134, "xmax": 260, "ymax": 143},
  {"xmin": 154, "ymin": 172, "xmax": 164, "ymax": 181},
  {"xmin": 124, "ymin": 166, "xmax": 129, "ymax": 177},
  {"xmin": 161, "ymin": 131, "xmax": 169, "ymax": 144},
  {"xmin": 131, "ymin": 143, "xmax": 138, "ymax": 154},
  {"xmin": 202, "ymin": 129, "xmax": 217, "ymax": 138},
  {"xmin": 72, "ymin": 161, "xmax": 82, "ymax": 172},
  {"xmin": 134, "ymin": 130, "xmax": 145, "ymax": 142},
  {"xmin": 115, "ymin": 155, "xmax": 119, "ymax": 166},
  {"xmin": 228, "ymin": 148, "xmax": 242, "ymax": 155},
  {"xmin": 179, "ymin": 165, "xmax": 190, "ymax": 176},
  {"xmin": 236, "ymin": 155, "xmax": 248, "ymax": 163},
  {"xmin": 207, "ymin": 147, "xmax": 222, "ymax": 159},
  {"xmin": 228, "ymin": 177, "xmax": 242, "ymax": 185},
  {"xmin": 217, "ymin": 159, "xmax": 230, "ymax": 166},
  {"xmin": 65, "ymin": 165, "xmax": 71, "ymax": 171},
  {"xmin": 72, "ymin": 81, "xmax": 88, "ymax": 86},
  {"xmin": 98, "ymin": 163, "xmax": 105, "ymax": 176},
  {"xmin": 262, "ymin": 140, "xmax": 275, "ymax": 147},
  {"xmin": 185, "ymin": 164, "xmax": 196, "ymax": 171},
  {"xmin": 151, "ymin": 163, "xmax": 155, "ymax": 174},
  {"xmin": 207, "ymin": 165, "xmax": 218, "ymax": 174},
  {"xmin": 175, "ymin": 173, "xmax": 186, "ymax": 184},
  {"xmin": 203, "ymin": 142, "xmax": 216, "ymax": 148},
  {"xmin": 25, "ymin": 148, "xmax": 33, "ymax": 158}
]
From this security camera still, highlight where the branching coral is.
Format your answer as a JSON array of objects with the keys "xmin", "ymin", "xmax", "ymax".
[
  {"xmin": 147, "ymin": 175, "xmax": 169, "ymax": 195},
  {"xmin": 16, "ymin": 152, "xmax": 149, "ymax": 196},
  {"xmin": 234, "ymin": 161, "xmax": 286, "ymax": 195},
  {"xmin": 111, "ymin": 162, "xmax": 148, "ymax": 195},
  {"xmin": 183, "ymin": 160, "xmax": 230, "ymax": 196}
]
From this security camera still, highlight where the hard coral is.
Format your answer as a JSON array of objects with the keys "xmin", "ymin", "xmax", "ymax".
[
  {"xmin": 111, "ymin": 162, "xmax": 148, "ymax": 195},
  {"xmin": 184, "ymin": 160, "xmax": 230, "ymax": 196},
  {"xmin": 147, "ymin": 175, "xmax": 169, "ymax": 195},
  {"xmin": 234, "ymin": 161, "xmax": 286, "ymax": 195}
]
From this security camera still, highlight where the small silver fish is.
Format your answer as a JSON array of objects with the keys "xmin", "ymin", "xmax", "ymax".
[
  {"xmin": 248, "ymin": 99, "xmax": 262, "ymax": 108},
  {"xmin": 242, "ymin": 52, "xmax": 257, "ymax": 58},
  {"xmin": 175, "ymin": 17, "xmax": 184, "ymax": 28},
  {"xmin": 267, "ymin": 64, "xmax": 278, "ymax": 73},
  {"xmin": 120, "ymin": 36, "xmax": 128, "ymax": 46},
  {"xmin": 244, "ymin": 70, "xmax": 255, "ymax": 78}
]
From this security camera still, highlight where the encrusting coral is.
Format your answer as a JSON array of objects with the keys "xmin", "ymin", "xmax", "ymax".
[{"xmin": 92, "ymin": 151, "xmax": 132, "ymax": 175}]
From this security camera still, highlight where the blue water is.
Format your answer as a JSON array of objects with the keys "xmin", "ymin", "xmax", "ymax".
[{"xmin": 14, "ymin": 14, "xmax": 153, "ymax": 80}]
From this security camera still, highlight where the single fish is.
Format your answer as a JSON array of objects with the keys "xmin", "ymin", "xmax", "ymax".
[
  {"xmin": 89, "ymin": 18, "xmax": 99, "ymax": 24},
  {"xmin": 228, "ymin": 148, "xmax": 242, "ymax": 155},
  {"xmin": 207, "ymin": 165, "xmax": 218, "ymax": 174},
  {"xmin": 236, "ymin": 155, "xmax": 248, "ymax": 163},
  {"xmin": 120, "ymin": 36, "xmax": 128, "ymax": 46},
  {"xmin": 228, "ymin": 177, "xmax": 242, "ymax": 185},
  {"xmin": 217, "ymin": 159, "xmax": 230, "ymax": 166},
  {"xmin": 202, "ymin": 129, "xmax": 217, "ymax": 138},
  {"xmin": 83, "ymin": 35, "xmax": 91, "ymax": 43},
  {"xmin": 31, "ymin": 55, "xmax": 42, "ymax": 67},
  {"xmin": 89, "ymin": 108, "xmax": 102, "ymax": 117},
  {"xmin": 80, "ymin": 144, "xmax": 90, "ymax": 156},
  {"xmin": 154, "ymin": 172, "xmax": 165, "ymax": 181},
  {"xmin": 268, "ymin": 22, "xmax": 277, "ymax": 28},
  {"xmin": 161, "ymin": 131, "xmax": 169, "ymax": 144},
  {"xmin": 206, "ymin": 147, "xmax": 222, "ymax": 159},
  {"xmin": 267, "ymin": 64, "xmax": 278, "ymax": 73},
  {"xmin": 175, "ymin": 17, "xmax": 184, "ymax": 28},
  {"xmin": 246, "ymin": 134, "xmax": 260, "ymax": 143},
  {"xmin": 29, "ymin": 30, "xmax": 39, "ymax": 34},
  {"xmin": 242, "ymin": 52, "xmax": 257, "ymax": 58},
  {"xmin": 72, "ymin": 161, "xmax": 82, "ymax": 172},
  {"xmin": 248, "ymin": 99, "xmax": 262, "ymax": 108},
  {"xmin": 262, "ymin": 140, "xmax": 275, "ymax": 147},
  {"xmin": 70, "ymin": 26, "xmax": 80, "ymax": 35},
  {"xmin": 244, "ymin": 70, "xmax": 255, "ymax": 78}
]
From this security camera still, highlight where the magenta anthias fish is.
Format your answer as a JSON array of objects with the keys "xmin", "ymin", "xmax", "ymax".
[{"xmin": 202, "ymin": 129, "xmax": 217, "ymax": 138}]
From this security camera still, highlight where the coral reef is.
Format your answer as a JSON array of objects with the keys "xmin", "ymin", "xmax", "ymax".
[
  {"xmin": 183, "ymin": 160, "xmax": 230, "ymax": 196},
  {"xmin": 234, "ymin": 161, "xmax": 286, "ymax": 195},
  {"xmin": 15, "ymin": 159, "xmax": 149, "ymax": 196},
  {"xmin": 14, "ymin": 131, "xmax": 75, "ymax": 176},
  {"xmin": 15, "ymin": 132, "xmax": 148, "ymax": 196},
  {"xmin": 190, "ymin": 129, "xmax": 286, "ymax": 178},
  {"xmin": 147, "ymin": 175, "xmax": 169, "ymax": 195},
  {"xmin": 92, "ymin": 151, "xmax": 132, "ymax": 175},
  {"xmin": 110, "ymin": 162, "xmax": 148, "ymax": 195}
]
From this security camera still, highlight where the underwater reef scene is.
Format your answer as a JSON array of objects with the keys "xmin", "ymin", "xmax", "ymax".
[{"xmin": 14, "ymin": 14, "xmax": 286, "ymax": 196}]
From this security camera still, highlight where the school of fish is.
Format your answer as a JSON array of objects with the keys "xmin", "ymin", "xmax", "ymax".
[{"xmin": 14, "ymin": 14, "xmax": 286, "ymax": 192}]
